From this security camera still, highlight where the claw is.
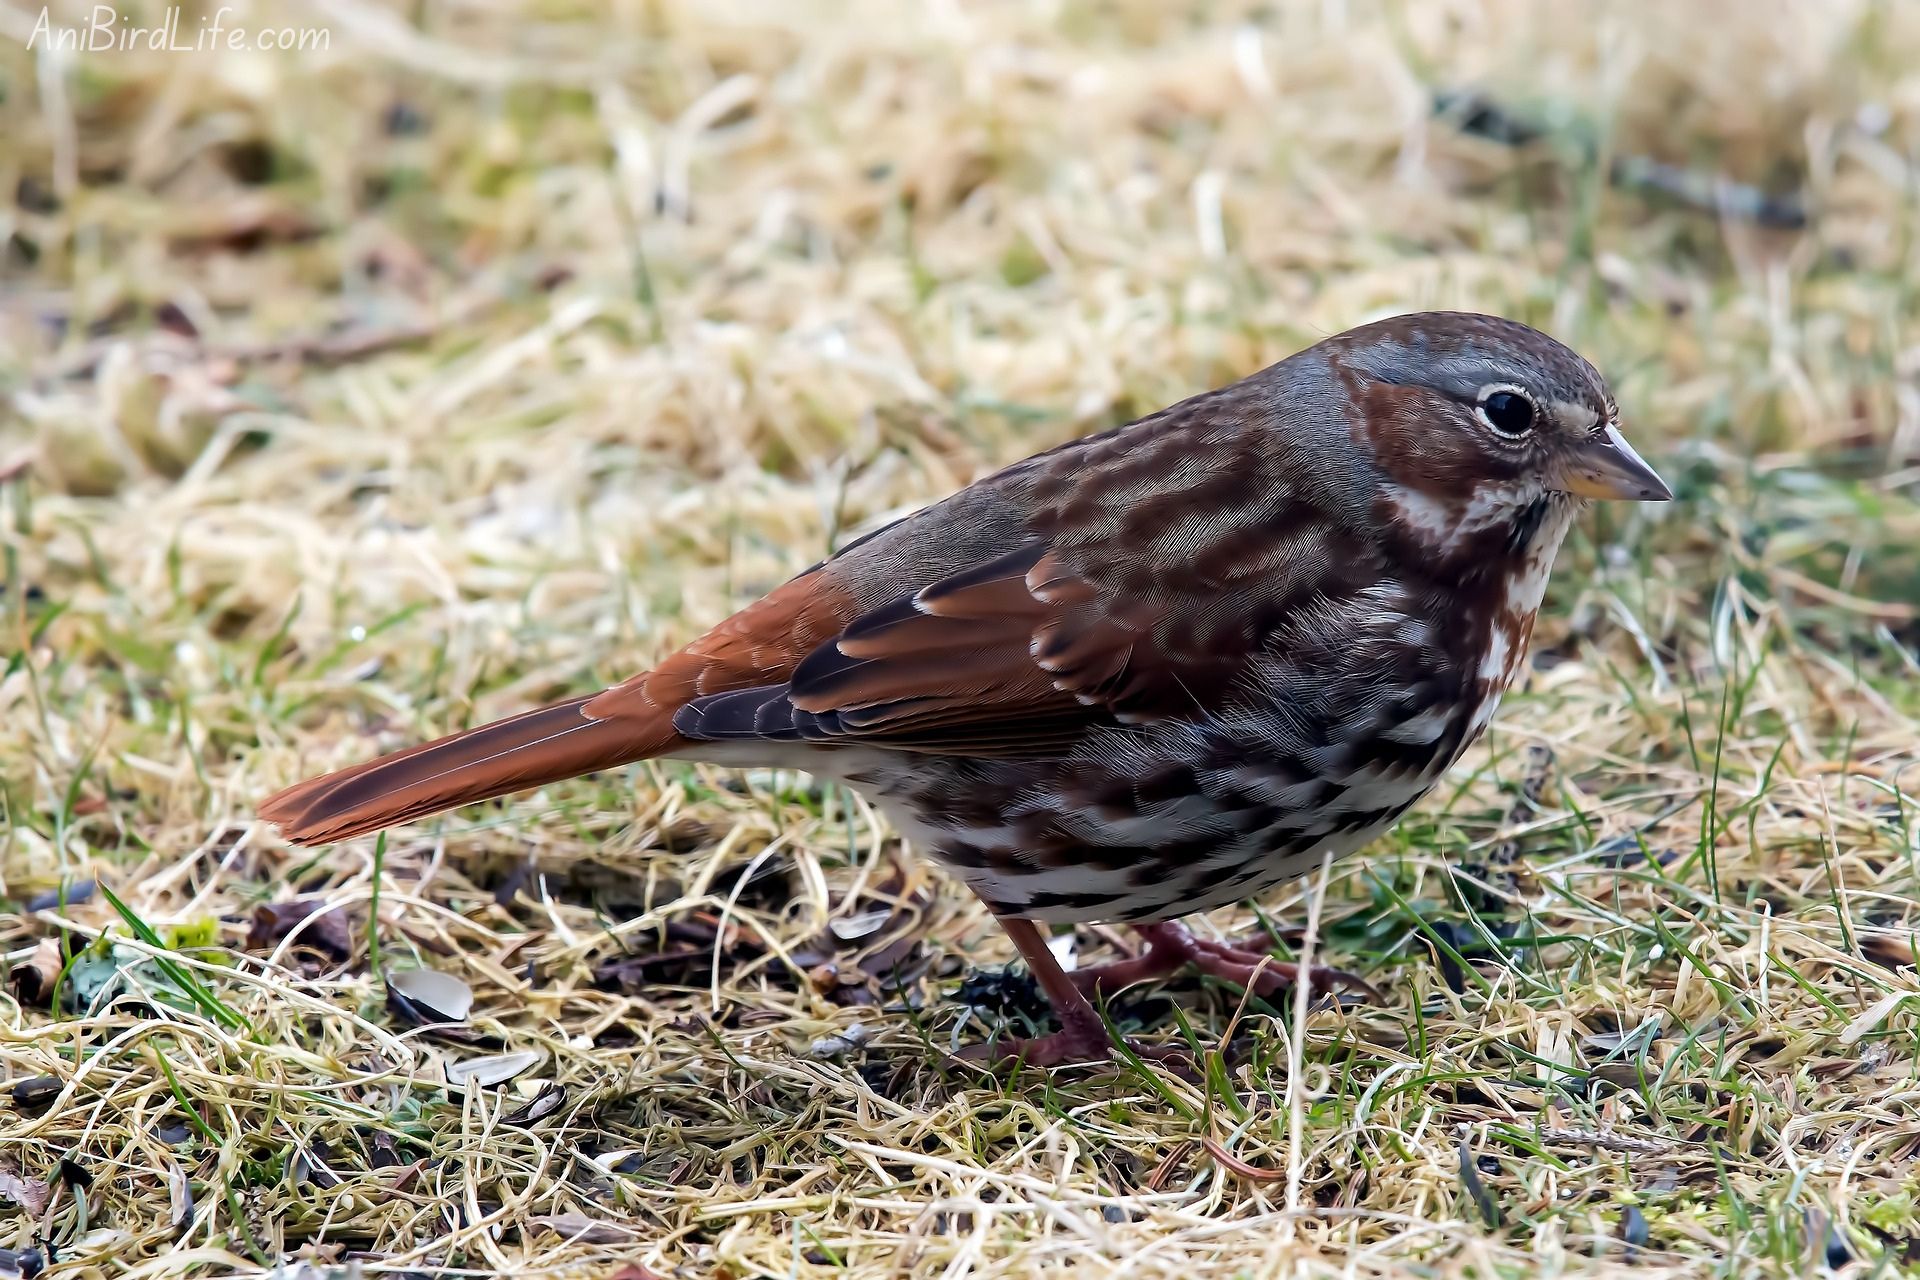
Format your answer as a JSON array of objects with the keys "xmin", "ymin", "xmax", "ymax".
[{"xmin": 953, "ymin": 1029, "xmax": 1193, "ymax": 1076}]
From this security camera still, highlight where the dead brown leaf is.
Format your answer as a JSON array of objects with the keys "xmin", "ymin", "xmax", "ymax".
[
  {"xmin": 0, "ymin": 1161, "xmax": 51, "ymax": 1215},
  {"xmin": 246, "ymin": 898, "xmax": 356, "ymax": 963},
  {"xmin": 8, "ymin": 940, "xmax": 63, "ymax": 1009}
]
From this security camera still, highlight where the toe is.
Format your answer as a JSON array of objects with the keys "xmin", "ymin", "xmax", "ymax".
[{"xmin": 954, "ymin": 1026, "xmax": 1114, "ymax": 1070}]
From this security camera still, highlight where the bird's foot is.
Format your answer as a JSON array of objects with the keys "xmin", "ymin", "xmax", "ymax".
[
  {"xmin": 954, "ymin": 979, "xmax": 1189, "ymax": 1072},
  {"xmin": 1068, "ymin": 932, "xmax": 1190, "ymax": 995},
  {"xmin": 1073, "ymin": 921, "xmax": 1380, "ymax": 1003},
  {"xmin": 955, "ymin": 1021, "xmax": 1190, "ymax": 1072}
]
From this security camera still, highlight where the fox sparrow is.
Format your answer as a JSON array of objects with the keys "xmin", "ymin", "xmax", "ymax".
[{"xmin": 261, "ymin": 311, "xmax": 1670, "ymax": 1065}]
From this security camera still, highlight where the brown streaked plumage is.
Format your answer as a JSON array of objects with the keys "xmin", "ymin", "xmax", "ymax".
[{"xmin": 260, "ymin": 311, "xmax": 1671, "ymax": 1067}]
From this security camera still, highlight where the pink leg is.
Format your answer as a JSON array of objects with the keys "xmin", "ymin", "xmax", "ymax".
[
  {"xmin": 959, "ymin": 918, "xmax": 1190, "ymax": 1069},
  {"xmin": 959, "ymin": 917, "xmax": 1114, "ymax": 1067},
  {"xmin": 1073, "ymin": 921, "xmax": 1380, "ymax": 1003}
]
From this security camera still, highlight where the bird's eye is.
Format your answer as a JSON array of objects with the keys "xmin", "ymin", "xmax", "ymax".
[{"xmin": 1475, "ymin": 386, "xmax": 1536, "ymax": 438}]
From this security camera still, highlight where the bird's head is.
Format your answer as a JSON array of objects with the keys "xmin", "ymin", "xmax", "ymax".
[{"xmin": 1327, "ymin": 311, "xmax": 1670, "ymax": 567}]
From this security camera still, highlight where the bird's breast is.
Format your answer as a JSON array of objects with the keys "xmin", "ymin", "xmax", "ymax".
[{"xmin": 830, "ymin": 564, "xmax": 1548, "ymax": 925}]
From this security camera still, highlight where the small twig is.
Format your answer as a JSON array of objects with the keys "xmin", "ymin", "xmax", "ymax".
[
  {"xmin": 1538, "ymin": 1127, "xmax": 1680, "ymax": 1156},
  {"xmin": 1610, "ymin": 155, "xmax": 1808, "ymax": 230},
  {"xmin": 1202, "ymin": 1136, "xmax": 1286, "ymax": 1183},
  {"xmin": 37, "ymin": 288, "xmax": 507, "ymax": 382},
  {"xmin": 1144, "ymin": 1140, "xmax": 1196, "ymax": 1192},
  {"xmin": 1434, "ymin": 90, "xmax": 1809, "ymax": 229}
]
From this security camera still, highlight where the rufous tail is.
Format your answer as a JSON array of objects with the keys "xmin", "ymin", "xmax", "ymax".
[{"xmin": 258, "ymin": 695, "xmax": 675, "ymax": 845}]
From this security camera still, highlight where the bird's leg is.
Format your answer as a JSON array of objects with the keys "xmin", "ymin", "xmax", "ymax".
[
  {"xmin": 1074, "ymin": 921, "xmax": 1381, "ymax": 1003},
  {"xmin": 961, "ymin": 918, "xmax": 1191, "ymax": 1069},
  {"xmin": 957, "ymin": 915, "xmax": 1376, "ymax": 1069},
  {"xmin": 959, "ymin": 917, "xmax": 1117, "ymax": 1067}
]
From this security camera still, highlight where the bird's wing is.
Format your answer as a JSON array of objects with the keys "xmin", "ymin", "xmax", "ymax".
[
  {"xmin": 626, "ymin": 395, "xmax": 1366, "ymax": 757},
  {"xmin": 261, "ymin": 377, "xmax": 1378, "ymax": 842},
  {"xmin": 656, "ymin": 540, "xmax": 1219, "ymax": 754}
]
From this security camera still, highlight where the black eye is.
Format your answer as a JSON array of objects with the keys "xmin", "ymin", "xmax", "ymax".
[{"xmin": 1477, "ymin": 388, "xmax": 1535, "ymax": 438}]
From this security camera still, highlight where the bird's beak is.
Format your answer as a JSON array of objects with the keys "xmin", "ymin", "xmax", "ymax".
[{"xmin": 1555, "ymin": 425, "xmax": 1673, "ymax": 502}]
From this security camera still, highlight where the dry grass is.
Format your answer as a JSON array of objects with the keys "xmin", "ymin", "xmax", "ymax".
[{"xmin": 3, "ymin": 0, "xmax": 1920, "ymax": 1275}]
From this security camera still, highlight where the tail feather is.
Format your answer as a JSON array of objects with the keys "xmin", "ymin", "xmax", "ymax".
[{"xmin": 259, "ymin": 695, "xmax": 675, "ymax": 845}]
